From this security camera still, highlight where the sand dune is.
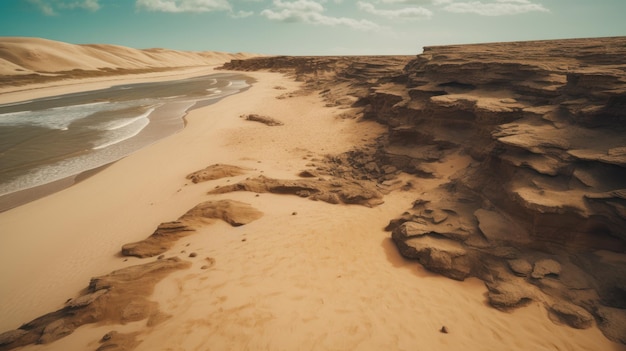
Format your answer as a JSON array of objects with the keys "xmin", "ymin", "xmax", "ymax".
[{"xmin": 0, "ymin": 37, "xmax": 254, "ymax": 76}]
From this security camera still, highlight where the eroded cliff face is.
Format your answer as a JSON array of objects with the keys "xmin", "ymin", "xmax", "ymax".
[
  {"xmin": 371, "ymin": 38, "xmax": 626, "ymax": 252},
  {"xmin": 221, "ymin": 38, "xmax": 626, "ymax": 343}
]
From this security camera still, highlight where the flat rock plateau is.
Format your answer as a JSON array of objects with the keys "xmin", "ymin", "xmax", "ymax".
[{"xmin": 222, "ymin": 37, "xmax": 626, "ymax": 344}]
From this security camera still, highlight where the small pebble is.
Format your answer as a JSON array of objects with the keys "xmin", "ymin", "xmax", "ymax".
[
  {"xmin": 440, "ymin": 326, "xmax": 448, "ymax": 334},
  {"xmin": 292, "ymin": 212, "xmax": 298, "ymax": 215},
  {"xmin": 101, "ymin": 331, "xmax": 116, "ymax": 341},
  {"xmin": 242, "ymin": 238, "xmax": 247, "ymax": 242},
  {"xmin": 200, "ymin": 265, "xmax": 209, "ymax": 270},
  {"xmin": 189, "ymin": 252, "xmax": 197, "ymax": 258},
  {"xmin": 157, "ymin": 255, "xmax": 165, "ymax": 260}
]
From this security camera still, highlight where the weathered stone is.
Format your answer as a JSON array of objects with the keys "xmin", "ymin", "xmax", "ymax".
[
  {"xmin": 242, "ymin": 113, "xmax": 283, "ymax": 126},
  {"xmin": 486, "ymin": 281, "xmax": 534, "ymax": 309},
  {"xmin": 209, "ymin": 175, "xmax": 384, "ymax": 207},
  {"xmin": 0, "ymin": 329, "xmax": 27, "ymax": 346},
  {"xmin": 39, "ymin": 319, "xmax": 74, "ymax": 344},
  {"xmin": 507, "ymin": 259, "xmax": 532, "ymax": 277},
  {"xmin": 65, "ymin": 289, "xmax": 108, "ymax": 308},
  {"xmin": 391, "ymin": 221, "xmax": 430, "ymax": 240},
  {"xmin": 186, "ymin": 164, "xmax": 247, "ymax": 183},
  {"xmin": 531, "ymin": 259, "xmax": 561, "ymax": 279},
  {"xmin": 595, "ymin": 306, "xmax": 626, "ymax": 344},
  {"xmin": 122, "ymin": 200, "xmax": 262, "ymax": 258},
  {"xmin": 548, "ymin": 303, "xmax": 594, "ymax": 329},
  {"xmin": 394, "ymin": 235, "xmax": 471, "ymax": 281}
]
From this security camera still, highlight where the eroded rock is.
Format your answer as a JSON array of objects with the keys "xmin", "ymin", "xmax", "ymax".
[
  {"xmin": 0, "ymin": 258, "xmax": 189, "ymax": 350},
  {"xmin": 531, "ymin": 259, "xmax": 561, "ymax": 279},
  {"xmin": 186, "ymin": 164, "xmax": 247, "ymax": 183},
  {"xmin": 209, "ymin": 175, "xmax": 384, "ymax": 207},
  {"xmin": 242, "ymin": 113, "xmax": 284, "ymax": 126},
  {"xmin": 548, "ymin": 302, "xmax": 594, "ymax": 329},
  {"xmin": 122, "ymin": 200, "xmax": 262, "ymax": 258},
  {"xmin": 393, "ymin": 235, "xmax": 471, "ymax": 280}
]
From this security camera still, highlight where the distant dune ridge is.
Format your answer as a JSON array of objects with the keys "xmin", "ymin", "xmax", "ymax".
[{"xmin": 0, "ymin": 37, "xmax": 255, "ymax": 76}]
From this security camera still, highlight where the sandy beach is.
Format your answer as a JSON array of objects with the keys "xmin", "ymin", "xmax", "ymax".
[{"xmin": 1, "ymin": 62, "xmax": 623, "ymax": 351}]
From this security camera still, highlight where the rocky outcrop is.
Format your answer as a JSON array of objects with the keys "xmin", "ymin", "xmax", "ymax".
[
  {"xmin": 122, "ymin": 200, "xmax": 263, "ymax": 258},
  {"xmin": 242, "ymin": 113, "xmax": 284, "ymax": 126},
  {"xmin": 382, "ymin": 38, "xmax": 626, "ymax": 343},
  {"xmin": 186, "ymin": 164, "xmax": 248, "ymax": 183},
  {"xmin": 222, "ymin": 37, "xmax": 626, "ymax": 343},
  {"xmin": 209, "ymin": 175, "xmax": 385, "ymax": 207},
  {"xmin": 0, "ymin": 258, "xmax": 189, "ymax": 351}
]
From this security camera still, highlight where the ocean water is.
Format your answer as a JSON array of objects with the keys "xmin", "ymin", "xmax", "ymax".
[{"xmin": 0, "ymin": 73, "xmax": 250, "ymax": 200}]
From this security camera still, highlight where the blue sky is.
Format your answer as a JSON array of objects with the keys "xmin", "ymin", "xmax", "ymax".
[{"xmin": 1, "ymin": 0, "xmax": 625, "ymax": 55}]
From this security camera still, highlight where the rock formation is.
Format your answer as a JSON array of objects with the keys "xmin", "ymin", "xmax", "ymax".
[
  {"xmin": 209, "ymin": 175, "xmax": 385, "ymax": 207},
  {"xmin": 0, "ymin": 258, "xmax": 190, "ymax": 351},
  {"xmin": 222, "ymin": 37, "xmax": 626, "ymax": 343},
  {"xmin": 122, "ymin": 199, "xmax": 263, "ymax": 258}
]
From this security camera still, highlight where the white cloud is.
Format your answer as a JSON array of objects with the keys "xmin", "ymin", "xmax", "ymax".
[
  {"xmin": 441, "ymin": 0, "xmax": 549, "ymax": 16},
  {"xmin": 261, "ymin": 0, "xmax": 380, "ymax": 31},
  {"xmin": 135, "ymin": 0, "xmax": 232, "ymax": 13},
  {"xmin": 231, "ymin": 9, "xmax": 254, "ymax": 17},
  {"xmin": 27, "ymin": 0, "xmax": 100, "ymax": 15},
  {"xmin": 380, "ymin": 0, "xmax": 449, "ymax": 4},
  {"xmin": 358, "ymin": 1, "xmax": 432, "ymax": 19}
]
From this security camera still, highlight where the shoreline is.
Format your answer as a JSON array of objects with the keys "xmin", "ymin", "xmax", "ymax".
[
  {"xmin": 0, "ymin": 71, "xmax": 255, "ymax": 212},
  {"xmin": 0, "ymin": 68, "xmax": 622, "ymax": 351}
]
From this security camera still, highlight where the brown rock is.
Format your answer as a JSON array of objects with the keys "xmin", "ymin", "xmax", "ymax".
[
  {"xmin": 507, "ymin": 259, "xmax": 532, "ymax": 277},
  {"xmin": 186, "ymin": 164, "xmax": 247, "ymax": 183},
  {"xmin": 393, "ymin": 235, "xmax": 471, "ymax": 281},
  {"xmin": 242, "ymin": 113, "xmax": 284, "ymax": 126},
  {"xmin": 486, "ymin": 281, "xmax": 534, "ymax": 309},
  {"xmin": 209, "ymin": 175, "xmax": 384, "ymax": 207},
  {"xmin": 531, "ymin": 259, "xmax": 561, "ymax": 279},
  {"xmin": 548, "ymin": 303, "xmax": 593, "ymax": 329},
  {"xmin": 122, "ymin": 200, "xmax": 262, "ymax": 258}
]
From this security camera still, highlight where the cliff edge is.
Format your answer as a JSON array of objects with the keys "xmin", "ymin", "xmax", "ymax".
[{"xmin": 222, "ymin": 37, "xmax": 626, "ymax": 343}]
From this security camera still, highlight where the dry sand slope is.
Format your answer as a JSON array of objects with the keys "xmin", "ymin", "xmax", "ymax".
[
  {"xmin": 0, "ymin": 37, "xmax": 625, "ymax": 351},
  {"xmin": 0, "ymin": 37, "xmax": 253, "ymax": 76}
]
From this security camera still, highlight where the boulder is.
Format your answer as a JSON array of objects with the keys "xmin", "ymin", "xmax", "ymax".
[
  {"xmin": 486, "ymin": 281, "xmax": 534, "ymax": 309},
  {"xmin": 394, "ymin": 235, "xmax": 471, "ymax": 280}
]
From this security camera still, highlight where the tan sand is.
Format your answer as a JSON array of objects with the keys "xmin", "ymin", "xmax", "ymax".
[{"xmin": 0, "ymin": 70, "xmax": 623, "ymax": 351}]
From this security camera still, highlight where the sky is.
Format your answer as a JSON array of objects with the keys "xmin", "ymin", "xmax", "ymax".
[{"xmin": 0, "ymin": 0, "xmax": 625, "ymax": 55}]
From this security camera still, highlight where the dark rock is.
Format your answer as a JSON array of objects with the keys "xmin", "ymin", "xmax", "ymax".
[
  {"xmin": 595, "ymin": 305, "xmax": 626, "ymax": 344},
  {"xmin": 0, "ymin": 329, "xmax": 27, "ymax": 346},
  {"xmin": 242, "ymin": 113, "xmax": 284, "ymax": 126},
  {"xmin": 548, "ymin": 303, "xmax": 594, "ymax": 329},
  {"xmin": 39, "ymin": 319, "xmax": 74, "ymax": 344}
]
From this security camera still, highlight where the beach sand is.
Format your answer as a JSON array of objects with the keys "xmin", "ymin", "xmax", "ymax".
[{"xmin": 0, "ymin": 69, "xmax": 623, "ymax": 351}]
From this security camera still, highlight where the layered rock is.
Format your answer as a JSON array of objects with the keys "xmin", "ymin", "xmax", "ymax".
[{"xmin": 221, "ymin": 37, "xmax": 626, "ymax": 343}]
